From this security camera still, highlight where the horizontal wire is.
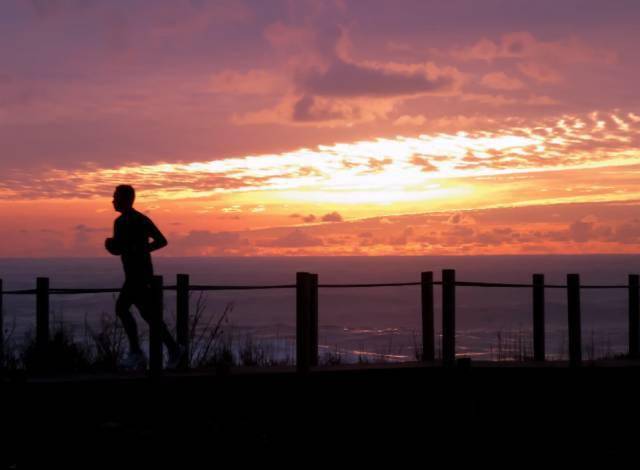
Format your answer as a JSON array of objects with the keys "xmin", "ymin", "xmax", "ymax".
[
  {"xmin": 189, "ymin": 284, "xmax": 296, "ymax": 291},
  {"xmin": 0, "ymin": 281, "xmax": 634, "ymax": 295},
  {"xmin": 319, "ymin": 282, "xmax": 420, "ymax": 288}
]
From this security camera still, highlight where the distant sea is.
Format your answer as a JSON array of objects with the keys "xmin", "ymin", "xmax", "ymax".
[{"xmin": 1, "ymin": 255, "xmax": 638, "ymax": 362}]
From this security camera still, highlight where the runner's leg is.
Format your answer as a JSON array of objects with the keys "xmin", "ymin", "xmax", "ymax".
[
  {"xmin": 135, "ymin": 285, "xmax": 179, "ymax": 355},
  {"xmin": 116, "ymin": 285, "xmax": 142, "ymax": 353}
]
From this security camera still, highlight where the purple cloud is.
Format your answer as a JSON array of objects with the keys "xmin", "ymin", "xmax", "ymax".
[{"xmin": 298, "ymin": 59, "xmax": 458, "ymax": 98}]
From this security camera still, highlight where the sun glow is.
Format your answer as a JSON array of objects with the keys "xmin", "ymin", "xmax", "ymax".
[
  {"xmin": 7, "ymin": 111, "xmax": 637, "ymax": 207},
  {"xmin": 283, "ymin": 186, "xmax": 468, "ymax": 204},
  {"xmin": 3, "ymin": 111, "xmax": 640, "ymax": 248},
  {"xmin": 3, "ymin": 111, "xmax": 640, "ymax": 257}
]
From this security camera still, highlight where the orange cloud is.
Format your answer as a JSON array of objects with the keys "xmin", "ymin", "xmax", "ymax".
[
  {"xmin": 321, "ymin": 211, "xmax": 343, "ymax": 222},
  {"xmin": 5, "ymin": 197, "xmax": 640, "ymax": 257},
  {"xmin": 517, "ymin": 62, "xmax": 563, "ymax": 84},
  {"xmin": 259, "ymin": 229, "xmax": 324, "ymax": 247},
  {"xmin": 234, "ymin": 93, "xmax": 398, "ymax": 126},
  {"xmin": 393, "ymin": 115, "xmax": 427, "ymax": 127},
  {"xmin": 481, "ymin": 72, "xmax": 525, "ymax": 90},
  {"xmin": 447, "ymin": 212, "xmax": 476, "ymax": 225},
  {"xmin": 210, "ymin": 69, "xmax": 289, "ymax": 95}
]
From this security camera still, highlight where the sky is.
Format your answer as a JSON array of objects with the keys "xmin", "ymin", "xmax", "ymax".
[{"xmin": 1, "ymin": 0, "xmax": 640, "ymax": 256}]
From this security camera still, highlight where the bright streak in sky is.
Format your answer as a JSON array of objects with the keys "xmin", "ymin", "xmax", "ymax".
[{"xmin": 13, "ymin": 111, "xmax": 635, "ymax": 206}]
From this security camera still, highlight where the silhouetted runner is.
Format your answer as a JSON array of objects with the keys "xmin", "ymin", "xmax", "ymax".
[{"xmin": 105, "ymin": 184, "xmax": 184, "ymax": 370}]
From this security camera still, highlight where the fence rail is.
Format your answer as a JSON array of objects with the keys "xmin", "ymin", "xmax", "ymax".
[
  {"xmin": 0, "ymin": 282, "xmax": 634, "ymax": 294},
  {"xmin": 1, "ymin": 270, "xmax": 639, "ymax": 375}
]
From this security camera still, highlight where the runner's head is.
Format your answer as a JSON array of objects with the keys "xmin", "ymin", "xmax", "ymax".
[{"xmin": 113, "ymin": 185, "xmax": 135, "ymax": 213}]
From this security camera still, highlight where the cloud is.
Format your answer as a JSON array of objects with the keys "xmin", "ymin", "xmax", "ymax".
[
  {"xmin": 321, "ymin": 211, "xmax": 343, "ymax": 222},
  {"xmin": 389, "ymin": 235, "xmax": 408, "ymax": 245},
  {"xmin": 297, "ymin": 59, "xmax": 460, "ymax": 98},
  {"xmin": 461, "ymin": 93, "xmax": 559, "ymax": 107},
  {"xmin": 517, "ymin": 62, "xmax": 563, "ymax": 84},
  {"xmin": 4, "ymin": 2, "xmax": 633, "ymax": 182},
  {"xmin": 8, "ymin": 196, "xmax": 640, "ymax": 257},
  {"xmin": 447, "ymin": 213, "xmax": 476, "ymax": 225},
  {"xmin": 441, "ymin": 225, "xmax": 475, "ymax": 241},
  {"xmin": 525, "ymin": 95, "xmax": 559, "ymax": 105},
  {"xmin": 394, "ymin": 115, "xmax": 427, "ymax": 126},
  {"xmin": 386, "ymin": 41, "xmax": 413, "ymax": 53},
  {"xmin": 238, "ymin": 23, "xmax": 463, "ymax": 126},
  {"xmin": 210, "ymin": 69, "xmax": 288, "ymax": 95},
  {"xmin": 388, "ymin": 226, "xmax": 415, "ymax": 246},
  {"xmin": 263, "ymin": 21, "xmax": 317, "ymax": 52},
  {"xmin": 30, "ymin": 0, "xmax": 93, "ymax": 19},
  {"xmin": 611, "ymin": 220, "xmax": 640, "ymax": 244},
  {"xmin": 236, "ymin": 93, "xmax": 397, "ymax": 126},
  {"xmin": 568, "ymin": 218, "xmax": 596, "ymax": 242},
  {"xmin": 261, "ymin": 229, "xmax": 324, "ymax": 247},
  {"xmin": 453, "ymin": 31, "xmax": 616, "ymax": 64},
  {"xmin": 452, "ymin": 33, "xmax": 538, "ymax": 62},
  {"xmin": 365, "ymin": 157, "xmax": 393, "ymax": 172},
  {"xmin": 409, "ymin": 155, "xmax": 438, "ymax": 172},
  {"xmin": 73, "ymin": 224, "xmax": 108, "ymax": 246},
  {"xmin": 175, "ymin": 230, "xmax": 246, "ymax": 247},
  {"xmin": 292, "ymin": 95, "xmax": 355, "ymax": 122},
  {"xmin": 74, "ymin": 224, "xmax": 106, "ymax": 233},
  {"xmin": 481, "ymin": 72, "xmax": 525, "ymax": 91},
  {"xmin": 3, "ymin": 110, "xmax": 640, "ymax": 200},
  {"xmin": 290, "ymin": 213, "xmax": 317, "ymax": 223}
]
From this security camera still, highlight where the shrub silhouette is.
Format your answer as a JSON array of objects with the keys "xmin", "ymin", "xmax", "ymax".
[{"xmin": 22, "ymin": 327, "xmax": 91, "ymax": 374}]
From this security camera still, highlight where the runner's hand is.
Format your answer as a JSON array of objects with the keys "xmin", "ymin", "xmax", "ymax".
[{"xmin": 105, "ymin": 237, "xmax": 122, "ymax": 255}]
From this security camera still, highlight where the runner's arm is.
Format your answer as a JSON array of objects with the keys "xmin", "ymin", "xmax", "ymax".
[
  {"xmin": 105, "ymin": 220, "xmax": 122, "ymax": 255},
  {"xmin": 146, "ymin": 218, "xmax": 168, "ymax": 252}
]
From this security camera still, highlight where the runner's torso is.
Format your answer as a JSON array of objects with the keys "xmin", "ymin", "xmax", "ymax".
[{"xmin": 114, "ymin": 209, "xmax": 154, "ymax": 282}]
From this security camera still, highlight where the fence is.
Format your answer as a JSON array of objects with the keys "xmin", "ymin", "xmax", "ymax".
[{"xmin": 1, "ymin": 270, "xmax": 639, "ymax": 374}]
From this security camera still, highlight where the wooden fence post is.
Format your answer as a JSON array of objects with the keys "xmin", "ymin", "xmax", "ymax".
[
  {"xmin": 442, "ymin": 269, "xmax": 456, "ymax": 365},
  {"xmin": 296, "ymin": 272, "xmax": 318, "ymax": 373},
  {"xmin": 421, "ymin": 271, "xmax": 435, "ymax": 362},
  {"xmin": 309, "ymin": 273, "xmax": 318, "ymax": 367},
  {"xmin": 629, "ymin": 274, "xmax": 639, "ymax": 359},
  {"xmin": 533, "ymin": 274, "xmax": 545, "ymax": 362},
  {"xmin": 0, "ymin": 278, "xmax": 4, "ymax": 369},
  {"xmin": 176, "ymin": 273, "xmax": 190, "ymax": 370},
  {"xmin": 567, "ymin": 274, "xmax": 582, "ymax": 366},
  {"xmin": 149, "ymin": 275, "xmax": 164, "ymax": 375},
  {"xmin": 36, "ymin": 277, "xmax": 50, "ymax": 355}
]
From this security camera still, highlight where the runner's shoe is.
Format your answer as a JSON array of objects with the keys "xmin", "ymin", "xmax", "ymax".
[
  {"xmin": 166, "ymin": 345, "xmax": 187, "ymax": 369},
  {"xmin": 122, "ymin": 350, "xmax": 147, "ymax": 370}
]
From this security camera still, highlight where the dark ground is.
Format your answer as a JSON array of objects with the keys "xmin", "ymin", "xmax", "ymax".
[{"xmin": 2, "ymin": 362, "xmax": 640, "ymax": 467}]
